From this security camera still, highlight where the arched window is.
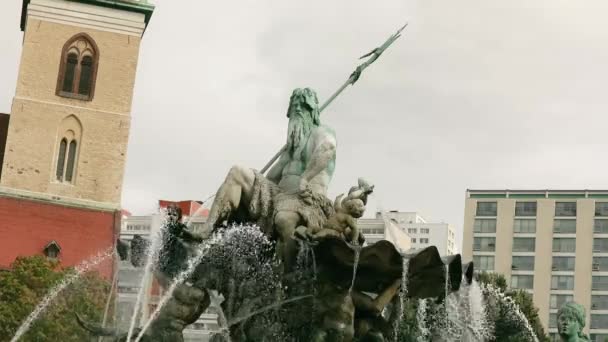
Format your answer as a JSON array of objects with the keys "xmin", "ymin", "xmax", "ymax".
[
  {"xmin": 56, "ymin": 138, "xmax": 78, "ymax": 183},
  {"xmin": 56, "ymin": 138, "xmax": 67, "ymax": 180},
  {"xmin": 55, "ymin": 115, "xmax": 83, "ymax": 184},
  {"xmin": 65, "ymin": 140, "xmax": 77, "ymax": 182},
  {"xmin": 56, "ymin": 33, "xmax": 99, "ymax": 101}
]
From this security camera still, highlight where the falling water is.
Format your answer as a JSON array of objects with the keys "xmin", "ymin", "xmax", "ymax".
[
  {"xmin": 126, "ymin": 214, "xmax": 166, "ymax": 342},
  {"xmin": 467, "ymin": 280, "xmax": 492, "ymax": 341},
  {"xmin": 416, "ymin": 299, "xmax": 429, "ymax": 342},
  {"xmin": 483, "ymin": 283, "xmax": 538, "ymax": 342},
  {"xmin": 134, "ymin": 232, "xmax": 217, "ymax": 342},
  {"xmin": 10, "ymin": 247, "xmax": 114, "ymax": 342},
  {"xmin": 349, "ymin": 246, "xmax": 361, "ymax": 292},
  {"xmin": 393, "ymin": 257, "xmax": 409, "ymax": 341}
]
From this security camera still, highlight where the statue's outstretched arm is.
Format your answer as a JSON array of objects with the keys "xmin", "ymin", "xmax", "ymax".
[{"xmin": 301, "ymin": 135, "xmax": 336, "ymax": 183}]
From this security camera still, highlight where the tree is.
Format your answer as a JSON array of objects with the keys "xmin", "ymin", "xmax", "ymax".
[
  {"xmin": 477, "ymin": 272, "xmax": 550, "ymax": 342},
  {"xmin": 0, "ymin": 255, "xmax": 110, "ymax": 341}
]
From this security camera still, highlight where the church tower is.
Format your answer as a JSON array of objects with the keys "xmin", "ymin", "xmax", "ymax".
[
  {"xmin": 0, "ymin": 0, "xmax": 154, "ymax": 277},
  {"xmin": 1, "ymin": 0, "xmax": 154, "ymax": 207}
]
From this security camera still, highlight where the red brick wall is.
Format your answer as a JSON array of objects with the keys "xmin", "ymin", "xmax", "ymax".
[{"xmin": 0, "ymin": 195, "xmax": 118, "ymax": 278}]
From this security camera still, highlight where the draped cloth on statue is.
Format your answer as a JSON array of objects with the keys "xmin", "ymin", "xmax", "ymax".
[{"xmin": 245, "ymin": 170, "xmax": 334, "ymax": 236}]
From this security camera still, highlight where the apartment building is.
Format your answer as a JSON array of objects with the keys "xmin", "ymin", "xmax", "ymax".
[{"xmin": 462, "ymin": 189, "xmax": 608, "ymax": 341}]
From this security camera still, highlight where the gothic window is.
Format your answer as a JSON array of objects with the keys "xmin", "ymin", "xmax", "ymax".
[
  {"xmin": 56, "ymin": 33, "xmax": 99, "ymax": 101},
  {"xmin": 56, "ymin": 137, "xmax": 78, "ymax": 183},
  {"xmin": 56, "ymin": 138, "xmax": 67, "ymax": 180},
  {"xmin": 55, "ymin": 115, "xmax": 83, "ymax": 184}
]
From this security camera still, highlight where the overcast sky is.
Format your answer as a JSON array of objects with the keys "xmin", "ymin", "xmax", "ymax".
[{"xmin": 2, "ymin": 0, "xmax": 608, "ymax": 250}]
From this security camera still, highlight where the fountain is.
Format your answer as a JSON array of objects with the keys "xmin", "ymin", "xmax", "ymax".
[{"xmin": 8, "ymin": 23, "xmax": 546, "ymax": 342}]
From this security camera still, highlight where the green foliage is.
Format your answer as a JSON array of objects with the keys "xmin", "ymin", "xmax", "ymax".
[
  {"xmin": 477, "ymin": 272, "xmax": 550, "ymax": 342},
  {"xmin": 0, "ymin": 256, "xmax": 110, "ymax": 341}
]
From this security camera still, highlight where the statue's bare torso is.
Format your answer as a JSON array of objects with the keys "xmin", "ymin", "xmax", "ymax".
[{"xmin": 269, "ymin": 124, "xmax": 336, "ymax": 196}]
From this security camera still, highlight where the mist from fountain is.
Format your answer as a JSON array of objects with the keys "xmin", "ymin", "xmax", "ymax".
[{"xmin": 10, "ymin": 247, "xmax": 115, "ymax": 342}]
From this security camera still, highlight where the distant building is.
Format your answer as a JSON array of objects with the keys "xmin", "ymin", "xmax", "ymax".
[
  {"xmin": 117, "ymin": 200, "xmax": 218, "ymax": 341},
  {"xmin": 382, "ymin": 211, "xmax": 458, "ymax": 256},
  {"xmin": 462, "ymin": 189, "xmax": 608, "ymax": 341},
  {"xmin": 358, "ymin": 216, "xmax": 412, "ymax": 252}
]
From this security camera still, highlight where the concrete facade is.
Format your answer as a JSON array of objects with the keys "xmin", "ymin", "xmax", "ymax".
[
  {"xmin": 463, "ymin": 190, "xmax": 608, "ymax": 341},
  {"xmin": 358, "ymin": 216, "xmax": 412, "ymax": 252},
  {"xmin": 383, "ymin": 211, "xmax": 458, "ymax": 256}
]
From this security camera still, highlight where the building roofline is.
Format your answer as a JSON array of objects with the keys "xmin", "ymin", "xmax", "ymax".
[
  {"xmin": 467, "ymin": 189, "xmax": 608, "ymax": 193},
  {"xmin": 21, "ymin": 0, "xmax": 155, "ymax": 32}
]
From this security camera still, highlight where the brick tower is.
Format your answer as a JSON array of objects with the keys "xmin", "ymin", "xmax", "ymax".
[{"xmin": 0, "ymin": 0, "xmax": 154, "ymax": 277}]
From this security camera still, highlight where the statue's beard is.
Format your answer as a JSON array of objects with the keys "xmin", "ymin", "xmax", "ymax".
[{"xmin": 287, "ymin": 113, "xmax": 314, "ymax": 158}]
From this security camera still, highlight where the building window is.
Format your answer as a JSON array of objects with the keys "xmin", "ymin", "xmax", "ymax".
[
  {"xmin": 551, "ymin": 275, "xmax": 574, "ymax": 290},
  {"xmin": 552, "ymin": 257, "xmax": 575, "ymax": 271},
  {"xmin": 594, "ymin": 238, "xmax": 608, "ymax": 253},
  {"xmin": 553, "ymin": 219, "xmax": 576, "ymax": 234},
  {"xmin": 512, "ymin": 256, "xmax": 534, "ymax": 271},
  {"xmin": 412, "ymin": 238, "xmax": 416, "ymax": 243},
  {"xmin": 596, "ymin": 203, "xmax": 608, "ymax": 217},
  {"xmin": 56, "ymin": 138, "xmax": 78, "ymax": 182},
  {"xmin": 591, "ymin": 315, "xmax": 608, "ymax": 329},
  {"xmin": 511, "ymin": 275, "xmax": 533, "ymax": 289},
  {"xmin": 513, "ymin": 237, "xmax": 535, "ymax": 252},
  {"xmin": 408, "ymin": 228, "xmax": 417, "ymax": 234},
  {"xmin": 555, "ymin": 202, "xmax": 577, "ymax": 217},
  {"xmin": 591, "ymin": 334, "xmax": 608, "ymax": 342},
  {"xmin": 550, "ymin": 294, "xmax": 573, "ymax": 309},
  {"xmin": 553, "ymin": 238, "xmax": 576, "ymax": 253},
  {"xmin": 595, "ymin": 219, "xmax": 608, "ymax": 233},
  {"xmin": 420, "ymin": 228, "xmax": 430, "ymax": 234},
  {"xmin": 473, "ymin": 256, "xmax": 495, "ymax": 271},
  {"xmin": 593, "ymin": 257, "xmax": 608, "ymax": 271},
  {"xmin": 514, "ymin": 219, "xmax": 536, "ymax": 233},
  {"xmin": 594, "ymin": 277, "xmax": 608, "ymax": 291},
  {"xmin": 473, "ymin": 237, "xmax": 495, "ymax": 252},
  {"xmin": 515, "ymin": 202, "xmax": 537, "ymax": 216},
  {"xmin": 549, "ymin": 313, "xmax": 557, "ymax": 328},
  {"xmin": 420, "ymin": 238, "xmax": 429, "ymax": 244},
  {"xmin": 43, "ymin": 241, "xmax": 61, "ymax": 259},
  {"xmin": 592, "ymin": 296, "xmax": 608, "ymax": 310},
  {"xmin": 476, "ymin": 202, "xmax": 497, "ymax": 216},
  {"xmin": 56, "ymin": 33, "xmax": 99, "ymax": 101},
  {"xmin": 474, "ymin": 219, "xmax": 496, "ymax": 233}
]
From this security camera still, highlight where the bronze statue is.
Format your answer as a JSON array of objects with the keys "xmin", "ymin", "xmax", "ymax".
[
  {"xmin": 557, "ymin": 302, "xmax": 590, "ymax": 342},
  {"xmin": 203, "ymin": 88, "xmax": 337, "ymax": 271}
]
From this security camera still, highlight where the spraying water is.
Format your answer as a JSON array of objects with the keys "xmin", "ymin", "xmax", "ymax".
[
  {"xmin": 349, "ymin": 246, "xmax": 361, "ymax": 293},
  {"xmin": 134, "ymin": 232, "xmax": 218, "ymax": 342},
  {"xmin": 10, "ymin": 247, "xmax": 114, "ymax": 342},
  {"xmin": 126, "ymin": 213, "xmax": 167, "ymax": 342},
  {"xmin": 482, "ymin": 283, "xmax": 538, "ymax": 342},
  {"xmin": 393, "ymin": 257, "xmax": 409, "ymax": 341},
  {"xmin": 416, "ymin": 298, "xmax": 429, "ymax": 342}
]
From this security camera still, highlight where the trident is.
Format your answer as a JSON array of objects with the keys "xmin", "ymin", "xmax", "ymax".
[{"xmin": 260, "ymin": 23, "xmax": 408, "ymax": 174}]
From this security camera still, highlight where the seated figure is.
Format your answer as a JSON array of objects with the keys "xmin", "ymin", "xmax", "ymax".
[{"xmin": 202, "ymin": 88, "xmax": 337, "ymax": 271}]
